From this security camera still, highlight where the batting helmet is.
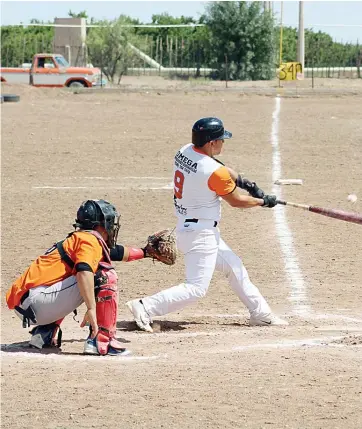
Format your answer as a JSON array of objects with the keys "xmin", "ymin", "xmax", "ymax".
[
  {"xmin": 192, "ymin": 117, "xmax": 232, "ymax": 147},
  {"xmin": 74, "ymin": 199, "xmax": 120, "ymax": 248}
]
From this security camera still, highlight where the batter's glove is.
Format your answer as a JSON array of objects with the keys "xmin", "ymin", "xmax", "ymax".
[
  {"xmin": 262, "ymin": 195, "xmax": 277, "ymax": 208},
  {"xmin": 143, "ymin": 229, "xmax": 177, "ymax": 265},
  {"xmin": 235, "ymin": 175, "xmax": 265, "ymax": 199}
]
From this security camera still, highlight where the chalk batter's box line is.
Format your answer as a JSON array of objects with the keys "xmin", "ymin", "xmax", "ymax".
[
  {"xmin": 32, "ymin": 185, "xmax": 173, "ymax": 190},
  {"xmin": 2, "ymin": 334, "xmax": 360, "ymax": 363}
]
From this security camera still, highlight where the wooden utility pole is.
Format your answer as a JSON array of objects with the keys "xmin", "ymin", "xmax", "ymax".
[
  {"xmin": 264, "ymin": 2, "xmax": 272, "ymax": 12},
  {"xmin": 297, "ymin": 1, "xmax": 305, "ymax": 73}
]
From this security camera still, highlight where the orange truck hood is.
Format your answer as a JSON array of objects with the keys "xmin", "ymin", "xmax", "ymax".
[{"xmin": 65, "ymin": 67, "xmax": 101, "ymax": 75}]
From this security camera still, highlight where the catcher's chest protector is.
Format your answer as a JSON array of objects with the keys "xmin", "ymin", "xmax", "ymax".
[{"xmin": 87, "ymin": 232, "xmax": 125, "ymax": 355}]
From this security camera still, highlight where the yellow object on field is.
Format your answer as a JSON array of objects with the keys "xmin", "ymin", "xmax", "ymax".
[{"xmin": 278, "ymin": 62, "xmax": 303, "ymax": 81}]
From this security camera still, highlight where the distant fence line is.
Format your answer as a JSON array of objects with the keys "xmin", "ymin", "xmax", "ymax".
[{"xmin": 1, "ymin": 33, "xmax": 361, "ymax": 79}]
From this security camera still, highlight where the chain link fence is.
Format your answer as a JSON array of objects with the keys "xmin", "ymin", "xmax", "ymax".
[{"xmin": 1, "ymin": 29, "xmax": 361, "ymax": 80}]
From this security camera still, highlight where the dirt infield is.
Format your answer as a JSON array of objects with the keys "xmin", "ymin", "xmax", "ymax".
[{"xmin": 1, "ymin": 81, "xmax": 362, "ymax": 429}]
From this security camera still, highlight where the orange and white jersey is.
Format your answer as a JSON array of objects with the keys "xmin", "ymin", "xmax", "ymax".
[{"xmin": 173, "ymin": 143, "xmax": 236, "ymax": 222}]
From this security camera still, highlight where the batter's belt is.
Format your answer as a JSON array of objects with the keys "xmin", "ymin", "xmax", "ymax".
[{"xmin": 185, "ymin": 218, "xmax": 218, "ymax": 227}]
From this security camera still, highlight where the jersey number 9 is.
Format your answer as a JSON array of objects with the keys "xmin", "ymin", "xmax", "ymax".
[{"xmin": 174, "ymin": 170, "xmax": 184, "ymax": 199}]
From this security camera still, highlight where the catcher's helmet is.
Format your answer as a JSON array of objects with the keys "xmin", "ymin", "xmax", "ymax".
[
  {"xmin": 192, "ymin": 117, "xmax": 232, "ymax": 147},
  {"xmin": 74, "ymin": 199, "xmax": 120, "ymax": 248}
]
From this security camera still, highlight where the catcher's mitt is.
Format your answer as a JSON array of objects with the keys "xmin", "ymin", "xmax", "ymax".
[{"xmin": 144, "ymin": 229, "xmax": 177, "ymax": 265}]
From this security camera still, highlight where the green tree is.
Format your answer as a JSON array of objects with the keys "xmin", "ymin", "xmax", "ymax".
[
  {"xmin": 68, "ymin": 10, "xmax": 88, "ymax": 19},
  {"xmin": 205, "ymin": 1, "xmax": 275, "ymax": 80},
  {"xmin": 276, "ymin": 26, "xmax": 297, "ymax": 63},
  {"xmin": 87, "ymin": 16, "xmax": 136, "ymax": 83},
  {"xmin": 130, "ymin": 12, "xmax": 211, "ymax": 73},
  {"xmin": 1, "ymin": 23, "xmax": 53, "ymax": 67},
  {"xmin": 276, "ymin": 26, "xmax": 360, "ymax": 69}
]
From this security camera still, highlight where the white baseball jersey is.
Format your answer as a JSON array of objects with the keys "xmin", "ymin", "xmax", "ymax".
[{"xmin": 173, "ymin": 143, "xmax": 236, "ymax": 222}]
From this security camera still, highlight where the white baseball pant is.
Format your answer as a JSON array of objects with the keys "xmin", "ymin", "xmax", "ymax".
[
  {"xmin": 15, "ymin": 276, "xmax": 83, "ymax": 326},
  {"xmin": 142, "ymin": 220, "xmax": 272, "ymax": 318}
]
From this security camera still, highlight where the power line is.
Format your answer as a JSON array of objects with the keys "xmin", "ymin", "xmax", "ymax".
[
  {"xmin": 9, "ymin": 23, "xmax": 206, "ymax": 28},
  {"xmin": 4, "ymin": 22, "xmax": 361, "ymax": 32},
  {"xmin": 4, "ymin": 22, "xmax": 362, "ymax": 29},
  {"xmin": 284, "ymin": 24, "xmax": 362, "ymax": 28}
]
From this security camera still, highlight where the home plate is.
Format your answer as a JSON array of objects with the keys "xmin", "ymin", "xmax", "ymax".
[{"xmin": 274, "ymin": 179, "xmax": 304, "ymax": 185}]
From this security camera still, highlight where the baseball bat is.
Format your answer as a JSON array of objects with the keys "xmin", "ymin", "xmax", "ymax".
[{"xmin": 276, "ymin": 199, "xmax": 362, "ymax": 225}]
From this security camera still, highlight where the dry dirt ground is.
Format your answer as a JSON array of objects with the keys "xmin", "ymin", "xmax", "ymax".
[{"xmin": 1, "ymin": 80, "xmax": 362, "ymax": 429}]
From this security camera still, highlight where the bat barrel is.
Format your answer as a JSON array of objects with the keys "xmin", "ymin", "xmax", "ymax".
[{"xmin": 309, "ymin": 206, "xmax": 362, "ymax": 225}]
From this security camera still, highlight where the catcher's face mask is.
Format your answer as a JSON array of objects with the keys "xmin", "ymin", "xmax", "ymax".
[
  {"xmin": 107, "ymin": 214, "xmax": 121, "ymax": 249},
  {"xmin": 99, "ymin": 200, "xmax": 121, "ymax": 249}
]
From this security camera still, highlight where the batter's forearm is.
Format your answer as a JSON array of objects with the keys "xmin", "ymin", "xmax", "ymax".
[
  {"xmin": 222, "ymin": 188, "xmax": 264, "ymax": 208},
  {"xmin": 229, "ymin": 195, "xmax": 264, "ymax": 208}
]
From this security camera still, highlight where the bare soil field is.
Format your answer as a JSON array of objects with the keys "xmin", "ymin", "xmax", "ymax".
[{"xmin": 1, "ymin": 80, "xmax": 362, "ymax": 429}]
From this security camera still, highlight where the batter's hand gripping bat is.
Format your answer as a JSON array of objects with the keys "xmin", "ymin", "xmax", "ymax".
[{"xmin": 276, "ymin": 199, "xmax": 362, "ymax": 226}]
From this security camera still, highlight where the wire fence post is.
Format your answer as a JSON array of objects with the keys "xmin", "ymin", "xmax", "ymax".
[
  {"xmin": 155, "ymin": 36, "xmax": 159, "ymax": 66},
  {"xmin": 187, "ymin": 38, "xmax": 190, "ymax": 77},
  {"xmin": 143, "ymin": 35, "xmax": 147, "ymax": 75},
  {"xmin": 159, "ymin": 37, "xmax": 163, "ymax": 76},
  {"xmin": 100, "ymin": 50, "xmax": 103, "ymax": 88},
  {"xmin": 193, "ymin": 39, "xmax": 195, "ymax": 77},
  {"xmin": 224, "ymin": 53, "xmax": 228, "ymax": 88},
  {"xmin": 181, "ymin": 37, "xmax": 184, "ymax": 70},
  {"xmin": 150, "ymin": 36, "xmax": 153, "ymax": 77},
  {"xmin": 22, "ymin": 35, "xmax": 26, "ymax": 65},
  {"xmin": 357, "ymin": 39, "xmax": 361, "ymax": 79},
  {"xmin": 175, "ymin": 37, "xmax": 178, "ymax": 72}
]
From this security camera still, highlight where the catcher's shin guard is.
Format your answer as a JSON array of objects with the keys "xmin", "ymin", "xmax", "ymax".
[
  {"xmin": 29, "ymin": 318, "xmax": 64, "ymax": 349},
  {"xmin": 93, "ymin": 263, "xmax": 124, "ymax": 355}
]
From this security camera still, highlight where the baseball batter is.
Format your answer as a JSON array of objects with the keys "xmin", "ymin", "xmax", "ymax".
[{"xmin": 127, "ymin": 117, "xmax": 288, "ymax": 332}]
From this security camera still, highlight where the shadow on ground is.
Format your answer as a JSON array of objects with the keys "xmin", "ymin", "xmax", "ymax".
[{"xmin": 117, "ymin": 318, "xmax": 248, "ymax": 332}]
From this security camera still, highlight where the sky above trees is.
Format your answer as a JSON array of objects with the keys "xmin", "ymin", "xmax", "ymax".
[{"xmin": 1, "ymin": 1, "xmax": 362, "ymax": 43}]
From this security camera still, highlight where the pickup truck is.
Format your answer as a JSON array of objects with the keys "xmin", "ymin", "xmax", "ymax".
[{"xmin": 0, "ymin": 53, "xmax": 105, "ymax": 88}]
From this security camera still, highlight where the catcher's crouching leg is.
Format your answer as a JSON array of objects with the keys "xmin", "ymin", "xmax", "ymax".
[
  {"xmin": 84, "ymin": 263, "xmax": 130, "ymax": 356},
  {"xmin": 29, "ymin": 318, "xmax": 64, "ymax": 349}
]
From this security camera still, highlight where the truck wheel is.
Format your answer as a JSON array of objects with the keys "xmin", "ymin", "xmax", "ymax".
[
  {"xmin": 3, "ymin": 94, "xmax": 20, "ymax": 102},
  {"xmin": 68, "ymin": 81, "xmax": 85, "ymax": 88}
]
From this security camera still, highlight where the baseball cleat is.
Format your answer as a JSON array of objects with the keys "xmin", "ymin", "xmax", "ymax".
[
  {"xmin": 249, "ymin": 314, "xmax": 289, "ymax": 326},
  {"xmin": 83, "ymin": 337, "xmax": 131, "ymax": 356},
  {"xmin": 107, "ymin": 345, "xmax": 132, "ymax": 357},
  {"xmin": 126, "ymin": 299, "xmax": 153, "ymax": 332}
]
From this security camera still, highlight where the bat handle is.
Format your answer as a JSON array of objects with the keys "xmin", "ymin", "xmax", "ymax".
[
  {"xmin": 276, "ymin": 199, "xmax": 311, "ymax": 210},
  {"xmin": 276, "ymin": 199, "xmax": 287, "ymax": 205}
]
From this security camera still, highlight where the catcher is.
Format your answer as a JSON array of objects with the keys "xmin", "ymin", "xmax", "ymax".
[{"xmin": 6, "ymin": 199, "xmax": 176, "ymax": 356}]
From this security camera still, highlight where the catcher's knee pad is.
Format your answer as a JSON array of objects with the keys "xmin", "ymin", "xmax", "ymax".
[
  {"xmin": 94, "ymin": 263, "xmax": 122, "ymax": 355},
  {"xmin": 29, "ymin": 318, "xmax": 64, "ymax": 349}
]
